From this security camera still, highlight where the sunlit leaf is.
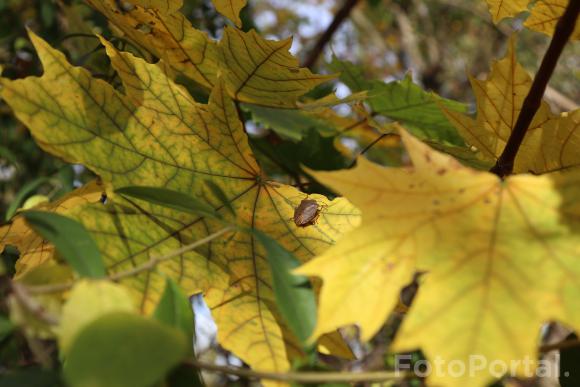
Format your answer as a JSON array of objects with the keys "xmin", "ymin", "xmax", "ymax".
[
  {"xmin": 58, "ymin": 280, "xmax": 136, "ymax": 355},
  {"xmin": 85, "ymin": 0, "xmax": 218, "ymax": 88},
  {"xmin": 440, "ymin": 37, "xmax": 580, "ymax": 174},
  {"xmin": 1, "ymin": 32, "xmax": 359, "ymax": 377},
  {"xmin": 485, "ymin": 0, "xmax": 529, "ymax": 23},
  {"xmin": 525, "ymin": 0, "xmax": 580, "ymax": 40},
  {"xmin": 213, "ymin": 0, "xmax": 247, "ymax": 27},
  {"xmin": 298, "ymin": 129, "xmax": 580, "ymax": 387},
  {"xmin": 219, "ymin": 27, "xmax": 334, "ymax": 107},
  {"xmin": 0, "ymin": 181, "xmax": 104, "ymax": 278}
]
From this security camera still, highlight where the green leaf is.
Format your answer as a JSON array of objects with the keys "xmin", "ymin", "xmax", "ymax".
[
  {"xmin": 368, "ymin": 75, "xmax": 467, "ymax": 145},
  {"xmin": 64, "ymin": 312, "xmax": 188, "ymax": 387},
  {"xmin": 154, "ymin": 279, "xmax": 203, "ymax": 386},
  {"xmin": 203, "ymin": 180, "xmax": 236, "ymax": 218},
  {"xmin": 5, "ymin": 177, "xmax": 52, "ymax": 221},
  {"xmin": 0, "ymin": 367, "xmax": 64, "ymax": 387},
  {"xmin": 254, "ymin": 231, "xmax": 317, "ymax": 349},
  {"xmin": 115, "ymin": 186, "xmax": 220, "ymax": 219},
  {"xmin": 0, "ymin": 315, "xmax": 14, "ymax": 341},
  {"xmin": 243, "ymin": 104, "xmax": 338, "ymax": 141},
  {"xmin": 331, "ymin": 58, "xmax": 467, "ymax": 146},
  {"xmin": 22, "ymin": 211, "xmax": 105, "ymax": 278},
  {"xmin": 154, "ymin": 278, "xmax": 195, "ymax": 341}
]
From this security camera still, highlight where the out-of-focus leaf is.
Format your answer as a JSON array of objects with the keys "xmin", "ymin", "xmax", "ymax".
[
  {"xmin": 203, "ymin": 180, "xmax": 236, "ymax": 218},
  {"xmin": 0, "ymin": 181, "xmax": 104, "ymax": 278},
  {"xmin": 64, "ymin": 312, "xmax": 188, "ymax": 387},
  {"xmin": 0, "ymin": 367, "xmax": 64, "ymax": 387},
  {"xmin": 244, "ymin": 104, "xmax": 339, "ymax": 141},
  {"xmin": 213, "ymin": 0, "xmax": 247, "ymax": 27},
  {"xmin": 58, "ymin": 280, "xmax": 136, "ymax": 355},
  {"xmin": 5, "ymin": 177, "xmax": 52, "ymax": 221},
  {"xmin": 115, "ymin": 186, "xmax": 220, "ymax": 219},
  {"xmin": 0, "ymin": 315, "xmax": 14, "ymax": 341},
  {"xmin": 255, "ymin": 231, "xmax": 316, "ymax": 349},
  {"xmin": 22, "ymin": 211, "xmax": 105, "ymax": 278},
  {"xmin": 154, "ymin": 278, "xmax": 194, "ymax": 341}
]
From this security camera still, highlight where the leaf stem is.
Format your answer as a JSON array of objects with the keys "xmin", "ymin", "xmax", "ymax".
[
  {"xmin": 490, "ymin": 0, "xmax": 580, "ymax": 177},
  {"xmin": 25, "ymin": 226, "xmax": 233, "ymax": 294},
  {"xmin": 303, "ymin": 0, "xmax": 361, "ymax": 69},
  {"xmin": 186, "ymin": 358, "xmax": 408, "ymax": 383}
]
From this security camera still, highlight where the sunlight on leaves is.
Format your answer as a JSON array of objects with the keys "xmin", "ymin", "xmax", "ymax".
[
  {"xmin": 0, "ymin": 32, "xmax": 359, "ymax": 377},
  {"xmin": 298, "ymin": 128, "xmax": 580, "ymax": 387}
]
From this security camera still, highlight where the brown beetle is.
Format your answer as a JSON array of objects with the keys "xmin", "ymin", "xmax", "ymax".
[{"xmin": 293, "ymin": 199, "xmax": 321, "ymax": 227}]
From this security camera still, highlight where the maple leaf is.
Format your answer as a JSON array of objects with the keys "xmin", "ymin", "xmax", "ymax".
[
  {"xmin": 85, "ymin": 0, "xmax": 219, "ymax": 89},
  {"xmin": 213, "ymin": 0, "xmax": 247, "ymax": 28},
  {"xmin": 0, "ymin": 180, "xmax": 104, "ymax": 278},
  {"xmin": 86, "ymin": 0, "xmax": 331, "ymax": 107},
  {"xmin": 297, "ymin": 128, "xmax": 580, "ymax": 387},
  {"xmin": 485, "ymin": 0, "xmax": 580, "ymax": 39},
  {"xmin": 524, "ymin": 0, "xmax": 580, "ymax": 40},
  {"xmin": 440, "ymin": 37, "xmax": 580, "ymax": 174},
  {"xmin": 0, "ymin": 32, "xmax": 360, "ymax": 376},
  {"xmin": 485, "ymin": 0, "xmax": 529, "ymax": 23}
]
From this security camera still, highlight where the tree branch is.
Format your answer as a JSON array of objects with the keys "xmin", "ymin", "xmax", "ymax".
[
  {"xmin": 187, "ymin": 358, "xmax": 408, "ymax": 383},
  {"xmin": 490, "ymin": 0, "xmax": 580, "ymax": 177},
  {"xmin": 303, "ymin": 0, "xmax": 361, "ymax": 69}
]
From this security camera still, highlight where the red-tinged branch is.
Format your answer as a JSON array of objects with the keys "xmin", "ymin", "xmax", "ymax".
[
  {"xmin": 490, "ymin": 0, "xmax": 580, "ymax": 178},
  {"xmin": 303, "ymin": 0, "xmax": 361, "ymax": 69}
]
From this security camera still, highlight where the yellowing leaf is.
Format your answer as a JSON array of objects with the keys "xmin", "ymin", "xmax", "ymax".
[
  {"xmin": 298, "ymin": 129, "xmax": 580, "ymax": 387},
  {"xmin": 219, "ymin": 27, "xmax": 334, "ymax": 107},
  {"xmin": 213, "ymin": 0, "xmax": 247, "ymax": 27},
  {"xmin": 0, "ymin": 33, "xmax": 359, "ymax": 377},
  {"xmin": 485, "ymin": 0, "xmax": 529, "ymax": 23},
  {"xmin": 85, "ymin": 0, "xmax": 219, "ymax": 88},
  {"xmin": 441, "ymin": 37, "xmax": 580, "ymax": 174},
  {"xmin": 525, "ymin": 0, "xmax": 580, "ymax": 40},
  {"xmin": 58, "ymin": 280, "xmax": 136, "ymax": 355},
  {"xmin": 0, "ymin": 180, "xmax": 104, "ymax": 278}
]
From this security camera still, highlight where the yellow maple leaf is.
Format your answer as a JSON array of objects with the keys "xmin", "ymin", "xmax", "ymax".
[
  {"xmin": 86, "ymin": 0, "xmax": 331, "ymax": 107},
  {"xmin": 441, "ymin": 37, "xmax": 580, "ymax": 174},
  {"xmin": 485, "ymin": 0, "xmax": 529, "ymax": 23},
  {"xmin": 298, "ymin": 129, "xmax": 580, "ymax": 387},
  {"xmin": 85, "ymin": 0, "xmax": 219, "ymax": 88},
  {"xmin": 0, "ymin": 180, "xmax": 104, "ymax": 277},
  {"xmin": 213, "ymin": 0, "xmax": 247, "ymax": 28},
  {"xmin": 0, "ymin": 32, "xmax": 360, "ymax": 377},
  {"xmin": 485, "ymin": 0, "xmax": 580, "ymax": 39},
  {"xmin": 525, "ymin": 0, "xmax": 580, "ymax": 40},
  {"xmin": 218, "ymin": 27, "xmax": 334, "ymax": 107}
]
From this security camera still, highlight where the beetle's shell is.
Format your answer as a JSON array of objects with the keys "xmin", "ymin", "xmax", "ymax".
[{"xmin": 293, "ymin": 199, "xmax": 320, "ymax": 227}]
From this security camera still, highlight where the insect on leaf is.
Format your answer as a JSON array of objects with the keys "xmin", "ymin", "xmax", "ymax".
[{"xmin": 0, "ymin": 32, "xmax": 360, "ymax": 377}]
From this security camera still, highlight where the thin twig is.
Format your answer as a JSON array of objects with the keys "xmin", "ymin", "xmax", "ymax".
[
  {"xmin": 490, "ymin": 0, "xmax": 580, "ymax": 177},
  {"xmin": 303, "ymin": 0, "xmax": 361, "ymax": 69},
  {"xmin": 10, "ymin": 282, "xmax": 60, "ymax": 325},
  {"xmin": 540, "ymin": 338, "xmax": 580, "ymax": 353},
  {"xmin": 348, "ymin": 132, "xmax": 397, "ymax": 168},
  {"xmin": 26, "ymin": 226, "xmax": 233, "ymax": 295},
  {"xmin": 187, "ymin": 358, "xmax": 408, "ymax": 383}
]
